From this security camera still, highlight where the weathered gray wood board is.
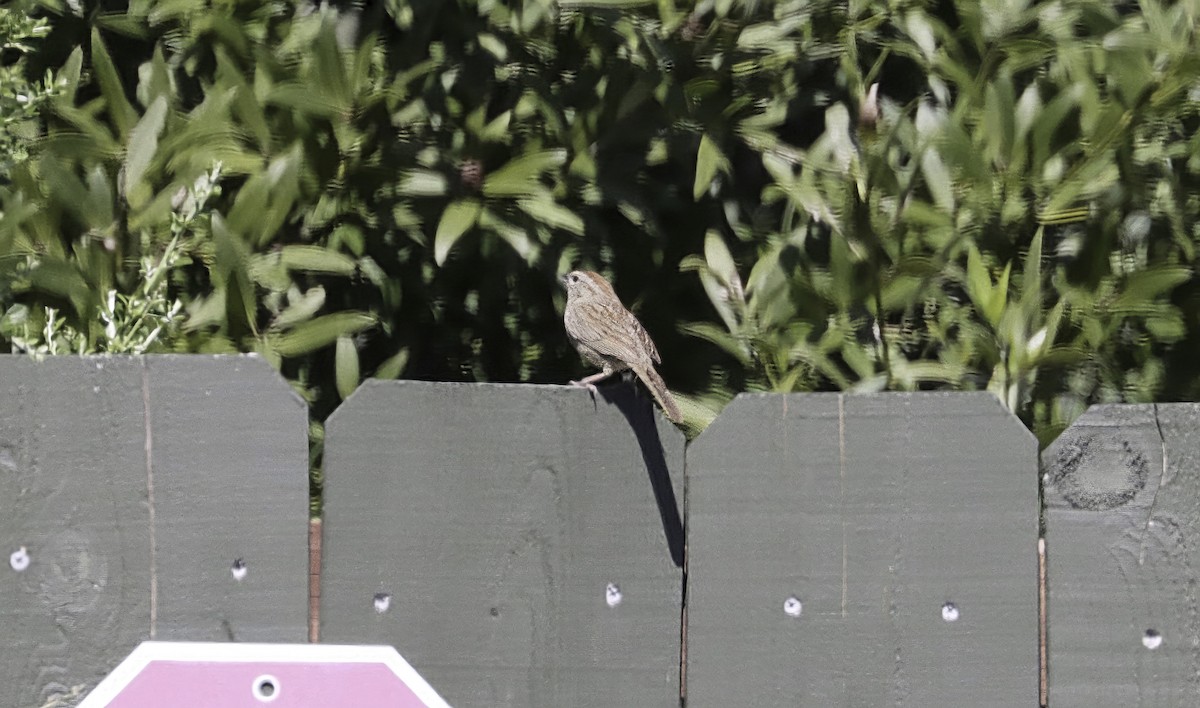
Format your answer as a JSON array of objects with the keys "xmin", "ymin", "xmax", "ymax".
[
  {"xmin": 1044, "ymin": 403, "xmax": 1200, "ymax": 707},
  {"xmin": 686, "ymin": 392, "xmax": 1038, "ymax": 707},
  {"xmin": 321, "ymin": 380, "xmax": 685, "ymax": 707},
  {"xmin": 0, "ymin": 355, "xmax": 309, "ymax": 708}
]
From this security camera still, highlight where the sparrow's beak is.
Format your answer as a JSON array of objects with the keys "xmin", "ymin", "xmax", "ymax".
[{"xmin": 559, "ymin": 274, "xmax": 570, "ymax": 287}]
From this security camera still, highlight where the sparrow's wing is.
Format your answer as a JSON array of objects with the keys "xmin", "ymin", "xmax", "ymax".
[
  {"xmin": 566, "ymin": 301, "xmax": 656, "ymax": 366},
  {"xmin": 630, "ymin": 312, "xmax": 661, "ymax": 364}
]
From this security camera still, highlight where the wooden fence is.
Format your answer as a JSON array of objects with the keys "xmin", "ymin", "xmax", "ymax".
[{"xmin": 0, "ymin": 355, "xmax": 1191, "ymax": 707}]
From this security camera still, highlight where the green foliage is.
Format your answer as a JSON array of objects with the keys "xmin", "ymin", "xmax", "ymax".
[
  {"xmin": 678, "ymin": 0, "xmax": 1200, "ymax": 444},
  {"xmin": 0, "ymin": 2, "xmax": 54, "ymax": 175},
  {"xmin": 1, "ymin": 0, "xmax": 1198, "ymax": 478}
]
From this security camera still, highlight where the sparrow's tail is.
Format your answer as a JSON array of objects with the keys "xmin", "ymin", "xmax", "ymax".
[{"xmin": 634, "ymin": 365, "xmax": 683, "ymax": 424}]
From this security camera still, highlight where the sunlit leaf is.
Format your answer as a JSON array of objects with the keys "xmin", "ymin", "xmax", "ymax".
[
  {"xmin": 273, "ymin": 287, "xmax": 327, "ymax": 329},
  {"xmin": 279, "ymin": 246, "xmax": 358, "ymax": 276},
  {"xmin": 482, "ymin": 149, "xmax": 567, "ymax": 197},
  {"xmin": 1111, "ymin": 267, "xmax": 1192, "ymax": 311},
  {"xmin": 434, "ymin": 199, "xmax": 482, "ymax": 265},
  {"xmin": 212, "ymin": 213, "xmax": 258, "ymax": 336},
  {"xmin": 271, "ymin": 311, "xmax": 377, "ymax": 357},
  {"xmin": 123, "ymin": 94, "xmax": 168, "ymax": 205},
  {"xmin": 335, "ymin": 335, "xmax": 360, "ymax": 400},
  {"xmin": 376, "ymin": 348, "xmax": 410, "ymax": 379},
  {"xmin": 397, "ymin": 169, "xmax": 448, "ymax": 196},
  {"xmin": 516, "ymin": 195, "xmax": 584, "ymax": 234},
  {"xmin": 703, "ymin": 230, "xmax": 741, "ymax": 301},
  {"xmin": 693, "ymin": 134, "xmax": 725, "ymax": 201},
  {"xmin": 90, "ymin": 28, "xmax": 138, "ymax": 137},
  {"xmin": 478, "ymin": 208, "xmax": 540, "ymax": 263}
]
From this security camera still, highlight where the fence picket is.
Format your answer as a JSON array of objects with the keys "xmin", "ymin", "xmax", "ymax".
[
  {"xmin": 1043, "ymin": 403, "xmax": 1200, "ymax": 706},
  {"xmin": 685, "ymin": 392, "xmax": 1038, "ymax": 706},
  {"xmin": 0, "ymin": 355, "xmax": 309, "ymax": 707},
  {"xmin": 320, "ymin": 380, "xmax": 686, "ymax": 707}
]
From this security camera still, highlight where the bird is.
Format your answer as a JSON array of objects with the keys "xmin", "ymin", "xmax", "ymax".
[{"xmin": 561, "ymin": 270, "xmax": 683, "ymax": 424}]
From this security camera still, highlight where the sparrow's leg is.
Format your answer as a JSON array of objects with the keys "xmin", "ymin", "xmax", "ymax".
[{"xmin": 570, "ymin": 367, "xmax": 614, "ymax": 407}]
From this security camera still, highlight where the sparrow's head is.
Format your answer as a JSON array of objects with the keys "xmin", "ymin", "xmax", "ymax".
[{"xmin": 561, "ymin": 270, "xmax": 616, "ymax": 301}]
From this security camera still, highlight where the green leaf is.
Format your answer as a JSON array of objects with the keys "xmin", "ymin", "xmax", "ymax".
[
  {"xmin": 1146, "ymin": 312, "xmax": 1186, "ymax": 340},
  {"xmin": 745, "ymin": 242, "xmax": 784, "ymax": 298},
  {"xmin": 123, "ymin": 95, "xmax": 168, "ymax": 205},
  {"xmin": 1044, "ymin": 153, "xmax": 1120, "ymax": 214},
  {"xmin": 902, "ymin": 11, "xmax": 938, "ymax": 61},
  {"xmin": 335, "ymin": 335, "xmax": 360, "ymax": 400},
  {"xmin": 311, "ymin": 19, "xmax": 350, "ymax": 111},
  {"xmin": 273, "ymin": 287, "xmax": 327, "ymax": 329},
  {"xmin": 987, "ymin": 261, "xmax": 1012, "ymax": 327},
  {"xmin": 279, "ymin": 246, "xmax": 358, "ymax": 276},
  {"xmin": 479, "ymin": 110, "xmax": 513, "ymax": 143},
  {"xmin": 93, "ymin": 12, "xmax": 151, "ymax": 39},
  {"xmin": 558, "ymin": 0, "xmax": 657, "ymax": 5},
  {"xmin": 1018, "ymin": 226, "xmax": 1045, "ymax": 321},
  {"xmin": 921, "ymin": 149, "xmax": 954, "ymax": 212},
  {"xmin": 789, "ymin": 340, "xmax": 853, "ymax": 389},
  {"xmin": 739, "ymin": 18, "xmax": 804, "ymax": 48},
  {"xmin": 216, "ymin": 47, "xmax": 270, "ymax": 151},
  {"xmin": 266, "ymin": 83, "xmax": 345, "ymax": 119},
  {"xmin": 678, "ymin": 321, "xmax": 752, "ymax": 364},
  {"xmin": 1032, "ymin": 86, "xmax": 1080, "ymax": 170},
  {"xmin": 1112, "ymin": 267, "xmax": 1192, "ymax": 311},
  {"xmin": 698, "ymin": 269, "xmax": 739, "ymax": 335},
  {"xmin": 271, "ymin": 311, "xmax": 377, "ymax": 357},
  {"xmin": 137, "ymin": 46, "xmax": 174, "ymax": 108},
  {"xmin": 247, "ymin": 252, "xmax": 288, "ymax": 290},
  {"xmin": 90, "ymin": 28, "xmax": 138, "ymax": 138},
  {"xmin": 693, "ymin": 134, "xmax": 725, "ymax": 201},
  {"xmin": 376, "ymin": 348, "xmax": 410, "ymax": 379},
  {"xmin": 965, "ymin": 244, "xmax": 1002, "ymax": 326},
  {"xmin": 703, "ymin": 230, "xmax": 741, "ymax": 296},
  {"xmin": 84, "ymin": 165, "xmax": 116, "ymax": 228},
  {"xmin": 482, "ymin": 149, "xmax": 567, "ymax": 197},
  {"xmin": 146, "ymin": 0, "xmax": 208, "ymax": 24},
  {"xmin": 1014, "ymin": 84, "xmax": 1041, "ymax": 148},
  {"xmin": 37, "ymin": 159, "xmax": 92, "ymax": 229},
  {"xmin": 478, "ymin": 208, "xmax": 540, "ymax": 263},
  {"xmin": 212, "ymin": 213, "xmax": 258, "ymax": 336},
  {"xmin": 226, "ymin": 146, "xmax": 303, "ymax": 246},
  {"xmin": 27, "ymin": 259, "xmax": 93, "ymax": 318},
  {"xmin": 880, "ymin": 274, "xmax": 924, "ymax": 311},
  {"xmin": 477, "ymin": 33, "xmax": 508, "ymax": 61},
  {"xmin": 226, "ymin": 172, "xmax": 272, "ymax": 234},
  {"xmin": 434, "ymin": 199, "xmax": 482, "ymax": 265},
  {"xmin": 396, "ymin": 169, "xmax": 448, "ymax": 196},
  {"xmin": 56, "ymin": 47, "xmax": 85, "ymax": 100},
  {"xmin": 329, "ymin": 224, "xmax": 366, "ymax": 257},
  {"xmin": 516, "ymin": 195, "xmax": 584, "ymax": 234},
  {"xmin": 185, "ymin": 292, "xmax": 228, "ymax": 331},
  {"xmin": 983, "ymin": 77, "xmax": 1015, "ymax": 166}
]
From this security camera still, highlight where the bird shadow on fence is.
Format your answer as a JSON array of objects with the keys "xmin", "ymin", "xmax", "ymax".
[{"xmin": 597, "ymin": 381, "xmax": 685, "ymax": 568}]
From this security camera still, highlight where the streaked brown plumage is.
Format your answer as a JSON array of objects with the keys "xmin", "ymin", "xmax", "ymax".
[{"xmin": 561, "ymin": 270, "xmax": 683, "ymax": 424}]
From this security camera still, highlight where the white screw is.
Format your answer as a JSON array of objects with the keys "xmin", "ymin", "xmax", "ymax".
[
  {"xmin": 1143, "ymin": 630, "xmax": 1162, "ymax": 650},
  {"xmin": 605, "ymin": 583, "xmax": 623, "ymax": 607},
  {"xmin": 10, "ymin": 547, "xmax": 30, "ymax": 572},
  {"xmin": 252, "ymin": 674, "xmax": 279, "ymax": 702}
]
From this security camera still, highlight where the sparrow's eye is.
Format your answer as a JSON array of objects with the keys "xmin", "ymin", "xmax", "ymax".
[{"xmin": 570, "ymin": 274, "xmax": 579, "ymax": 283}]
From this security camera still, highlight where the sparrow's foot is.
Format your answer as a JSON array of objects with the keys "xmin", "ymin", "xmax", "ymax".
[{"xmin": 569, "ymin": 379, "xmax": 600, "ymax": 408}]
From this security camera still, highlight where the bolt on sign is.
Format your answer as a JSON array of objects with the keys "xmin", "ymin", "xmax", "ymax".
[{"xmin": 79, "ymin": 642, "xmax": 452, "ymax": 707}]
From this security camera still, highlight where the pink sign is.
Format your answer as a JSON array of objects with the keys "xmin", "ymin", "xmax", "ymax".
[{"xmin": 79, "ymin": 642, "xmax": 452, "ymax": 707}]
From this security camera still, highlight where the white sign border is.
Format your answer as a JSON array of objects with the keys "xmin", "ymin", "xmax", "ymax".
[{"xmin": 79, "ymin": 642, "xmax": 452, "ymax": 708}]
